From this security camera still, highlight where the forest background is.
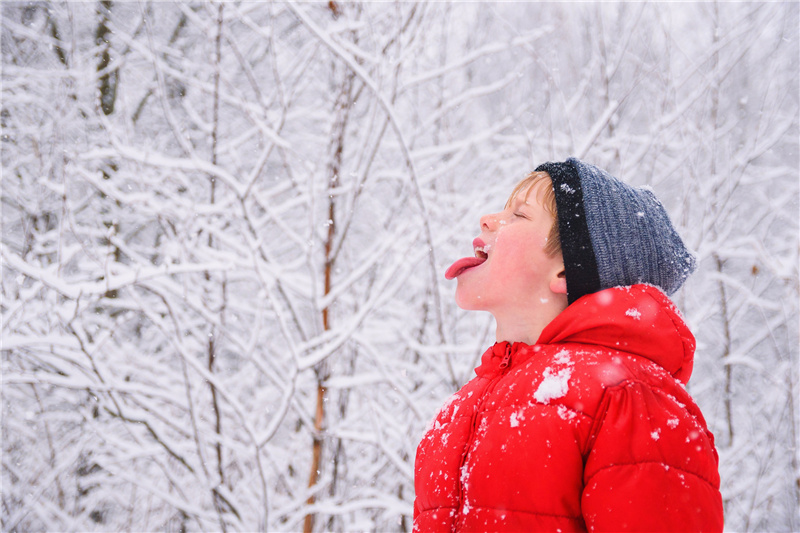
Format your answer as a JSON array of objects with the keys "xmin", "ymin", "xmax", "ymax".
[{"xmin": 2, "ymin": 2, "xmax": 798, "ymax": 532}]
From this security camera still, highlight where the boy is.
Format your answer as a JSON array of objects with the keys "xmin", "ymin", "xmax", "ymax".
[{"xmin": 414, "ymin": 158, "xmax": 723, "ymax": 532}]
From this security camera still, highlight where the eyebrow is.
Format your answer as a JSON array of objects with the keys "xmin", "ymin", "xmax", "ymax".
[
  {"xmin": 513, "ymin": 191, "xmax": 536, "ymax": 209},
  {"xmin": 508, "ymin": 188, "xmax": 530, "ymax": 208}
]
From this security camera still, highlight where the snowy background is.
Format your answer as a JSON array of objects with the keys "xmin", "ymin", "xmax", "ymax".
[{"xmin": 2, "ymin": 2, "xmax": 798, "ymax": 532}]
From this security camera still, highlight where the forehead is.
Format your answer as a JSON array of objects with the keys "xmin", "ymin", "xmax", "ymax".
[{"xmin": 506, "ymin": 176, "xmax": 551, "ymax": 208}]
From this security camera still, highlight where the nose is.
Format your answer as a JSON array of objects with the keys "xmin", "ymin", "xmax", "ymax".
[{"xmin": 480, "ymin": 212, "xmax": 500, "ymax": 231}]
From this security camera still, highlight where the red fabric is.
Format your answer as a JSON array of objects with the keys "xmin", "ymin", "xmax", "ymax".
[{"xmin": 413, "ymin": 285, "xmax": 723, "ymax": 532}]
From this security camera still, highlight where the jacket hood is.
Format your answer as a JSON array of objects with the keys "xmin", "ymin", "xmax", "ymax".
[{"xmin": 537, "ymin": 284, "xmax": 695, "ymax": 384}]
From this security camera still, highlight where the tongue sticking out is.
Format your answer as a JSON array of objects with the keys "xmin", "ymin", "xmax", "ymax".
[{"xmin": 445, "ymin": 256, "xmax": 486, "ymax": 280}]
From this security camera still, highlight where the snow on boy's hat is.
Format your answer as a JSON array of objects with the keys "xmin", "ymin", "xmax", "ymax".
[{"xmin": 535, "ymin": 157, "xmax": 696, "ymax": 305}]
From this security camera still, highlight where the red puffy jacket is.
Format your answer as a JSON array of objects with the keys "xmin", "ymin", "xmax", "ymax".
[{"xmin": 414, "ymin": 285, "xmax": 723, "ymax": 532}]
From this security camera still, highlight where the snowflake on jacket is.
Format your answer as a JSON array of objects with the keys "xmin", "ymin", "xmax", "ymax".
[{"xmin": 414, "ymin": 285, "xmax": 723, "ymax": 532}]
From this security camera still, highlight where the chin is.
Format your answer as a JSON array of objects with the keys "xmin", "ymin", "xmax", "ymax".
[{"xmin": 454, "ymin": 285, "xmax": 488, "ymax": 310}]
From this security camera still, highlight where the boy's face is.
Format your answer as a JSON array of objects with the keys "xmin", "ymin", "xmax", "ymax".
[{"xmin": 451, "ymin": 181, "xmax": 565, "ymax": 315}]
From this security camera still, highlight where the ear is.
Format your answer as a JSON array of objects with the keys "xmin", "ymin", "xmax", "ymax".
[{"xmin": 549, "ymin": 269, "xmax": 567, "ymax": 295}]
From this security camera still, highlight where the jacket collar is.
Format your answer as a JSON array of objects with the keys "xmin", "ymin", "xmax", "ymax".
[
  {"xmin": 474, "ymin": 341, "xmax": 535, "ymax": 378},
  {"xmin": 476, "ymin": 285, "xmax": 695, "ymax": 384},
  {"xmin": 537, "ymin": 284, "xmax": 695, "ymax": 384}
]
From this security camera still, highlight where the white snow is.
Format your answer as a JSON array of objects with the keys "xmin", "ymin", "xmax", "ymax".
[
  {"xmin": 553, "ymin": 349, "xmax": 571, "ymax": 365},
  {"xmin": 557, "ymin": 405, "xmax": 577, "ymax": 421},
  {"xmin": 534, "ymin": 366, "xmax": 573, "ymax": 404},
  {"xmin": 425, "ymin": 392, "xmax": 460, "ymax": 433},
  {"xmin": 625, "ymin": 308, "xmax": 642, "ymax": 320},
  {"xmin": 3, "ymin": 3, "xmax": 795, "ymax": 531}
]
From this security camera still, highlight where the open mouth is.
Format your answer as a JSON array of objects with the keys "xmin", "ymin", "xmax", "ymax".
[{"xmin": 444, "ymin": 238, "xmax": 489, "ymax": 280}]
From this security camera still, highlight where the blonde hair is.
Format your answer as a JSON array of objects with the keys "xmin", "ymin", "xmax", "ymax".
[{"xmin": 505, "ymin": 171, "xmax": 561, "ymax": 256}]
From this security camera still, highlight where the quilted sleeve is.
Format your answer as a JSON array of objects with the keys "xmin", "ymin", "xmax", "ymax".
[{"xmin": 581, "ymin": 380, "xmax": 723, "ymax": 532}]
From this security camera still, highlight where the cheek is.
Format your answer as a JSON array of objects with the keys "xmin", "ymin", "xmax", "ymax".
[
  {"xmin": 492, "ymin": 237, "xmax": 533, "ymax": 274},
  {"xmin": 489, "ymin": 234, "xmax": 552, "ymax": 287}
]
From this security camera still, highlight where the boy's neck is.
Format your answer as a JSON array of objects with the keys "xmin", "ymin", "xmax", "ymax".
[{"xmin": 493, "ymin": 298, "xmax": 567, "ymax": 345}]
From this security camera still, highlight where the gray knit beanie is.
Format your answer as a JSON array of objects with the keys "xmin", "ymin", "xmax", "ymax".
[{"xmin": 535, "ymin": 157, "xmax": 696, "ymax": 305}]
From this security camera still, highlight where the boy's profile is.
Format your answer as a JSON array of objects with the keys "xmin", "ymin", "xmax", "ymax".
[{"xmin": 414, "ymin": 158, "xmax": 724, "ymax": 532}]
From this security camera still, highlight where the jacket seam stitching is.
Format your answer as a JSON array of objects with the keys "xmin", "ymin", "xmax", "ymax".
[
  {"xmin": 582, "ymin": 379, "xmax": 713, "ymax": 459},
  {"xmin": 465, "ymin": 505, "xmax": 582, "ymax": 520},
  {"xmin": 416, "ymin": 505, "xmax": 457, "ymax": 513},
  {"xmin": 585, "ymin": 459, "xmax": 719, "ymax": 488},
  {"xmin": 593, "ymin": 379, "xmax": 709, "ymax": 429},
  {"xmin": 480, "ymin": 402, "xmax": 594, "ymax": 421}
]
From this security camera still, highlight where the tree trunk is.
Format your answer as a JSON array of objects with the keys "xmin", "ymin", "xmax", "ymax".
[{"xmin": 303, "ymin": 65, "xmax": 354, "ymax": 533}]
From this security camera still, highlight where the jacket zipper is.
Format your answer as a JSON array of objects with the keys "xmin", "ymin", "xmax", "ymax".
[
  {"xmin": 499, "ymin": 350, "xmax": 511, "ymax": 369},
  {"xmin": 453, "ymin": 343, "xmax": 514, "ymax": 530}
]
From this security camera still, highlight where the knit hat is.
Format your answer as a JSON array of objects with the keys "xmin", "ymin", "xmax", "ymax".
[{"xmin": 535, "ymin": 157, "xmax": 696, "ymax": 305}]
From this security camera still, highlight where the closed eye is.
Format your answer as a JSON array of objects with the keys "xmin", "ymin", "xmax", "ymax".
[{"xmin": 514, "ymin": 212, "xmax": 528, "ymax": 219}]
